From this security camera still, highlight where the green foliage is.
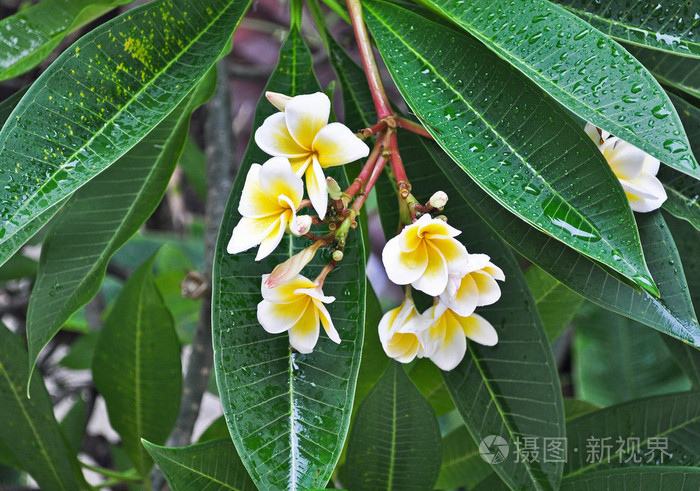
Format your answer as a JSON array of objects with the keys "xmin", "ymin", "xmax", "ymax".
[
  {"xmin": 525, "ymin": 266, "xmax": 584, "ymax": 342},
  {"xmin": 345, "ymin": 362, "xmax": 442, "ymax": 491}
]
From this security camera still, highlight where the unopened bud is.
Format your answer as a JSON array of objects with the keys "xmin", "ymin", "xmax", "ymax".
[
  {"xmin": 435, "ymin": 215, "xmax": 447, "ymax": 222},
  {"xmin": 332, "ymin": 250, "xmax": 344, "ymax": 261},
  {"xmin": 327, "ymin": 177, "xmax": 342, "ymax": 200},
  {"xmin": 429, "ymin": 191, "xmax": 448, "ymax": 210},
  {"xmin": 265, "ymin": 242, "xmax": 323, "ymax": 288},
  {"xmin": 291, "ymin": 215, "xmax": 312, "ymax": 236},
  {"xmin": 265, "ymin": 91, "xmax": 292, "ymax": 111}
]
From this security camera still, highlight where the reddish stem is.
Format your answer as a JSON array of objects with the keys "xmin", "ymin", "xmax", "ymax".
[
  {"xmin": 361, "ymin": 120, "xmax": 388, "ymax": 138},
  {"xmin": 387, "ymin": 131, "xmax": 411, "ymax": 199},
  {"xmin": 396, "ymin": 117, "xmax": 433, "ymax": 139},
  {"xmin": 351, "ymin": 153, "xmax": 388, "ymax": 213},
  {"xmin": 345, "ymin": 137, "xmax": 384, "ymax": 199},
  {"xmin": 346, "ymin": 0, "xmax": 393, "ymax": 119}
]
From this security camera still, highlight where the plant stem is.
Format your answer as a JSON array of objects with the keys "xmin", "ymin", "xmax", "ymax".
[
  {"xmin": 396, "ymin": 116, "xmax": 433, "ymax": 139},
  {"xmin": 345, "ymin": 137, "xmax": 383, "ymax": 198},
  {"xmin": 346, "ymin": 0, "xmax": 393, "ymax": 119},
  {"xmin": 350, "ymin": 153, "xmax": 388, "ymax": 213},
  {"xmin": 387, "ymin": 131, "xmax": 411, "ymax": 198}
]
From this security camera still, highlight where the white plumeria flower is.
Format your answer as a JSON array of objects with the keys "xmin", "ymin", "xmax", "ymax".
[
  {"xmin": 420, "ymin": 304, "xmax": 498, "ymax": 371},
  {"xmin": 264, "ymin": 242, "xmax": 323, "ymax": 289},
  {"xmin": 378, "ymin": 292, "xmax": 430, "ymax": 363},
  {"xmin": 227, "ymin": 157, "xmax": 305, "ymax": 261},
  {"xmin": 439, "ymin": 253, "xmax": 505, "ymax": 317},
  {"xmin": 257, "ymin": 273, "xmax": 340, "ymax": 354},
  {"xmin": 382, "ymin": 214, "xmax": 470, "ymax": 296},
  {"xmin": 255, "ymin": 92, "xmax": 370, "ymax": 219},
  {"xmin": 585, "ymin": 123, "xmax": 667, "ymax": 213}
]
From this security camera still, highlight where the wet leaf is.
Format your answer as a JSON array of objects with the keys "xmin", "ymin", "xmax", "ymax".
[
  {"xmin": 628, "ymin": 44, "xmax": 700, "ymax": 99},
  {"xmin": 212, "ymin": 27, "xmax": 366, "ymax": 490},
  {"xmin": 25, "ymin": 69, "xmax": 215, "ymax": 373},
  {"xmin": 562, "ymin": 467, "xmax": 700, "ymax": 490},
  {"xmin": 417, "ymin": 0, "xmax": 699, "ymax": 178},
  {"xmin": 365, "ymin": 0, "xmax": 658, "ymax": 295},
  {"xmin": 0, "ymin": 0, "xmax": 251, "ymax": 260},
  {"xmin": 435, "ymin": 425, "xmax": 491, "ymax": 490}
]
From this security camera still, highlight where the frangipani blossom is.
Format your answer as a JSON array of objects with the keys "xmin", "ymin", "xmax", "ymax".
[
  {"xmin": 382, "ymin": 215, "xmax": 470, "ymax": 296},
  {"xmin": 255, "ymin": 92, "xmax": 370, "ymax": 218},
  {"xmin": 585, "ymin": 123, "xmax": 667, "ymax": 213},
  {"xmin": 420, "ymin": 304, "xmax": 498, "ymax": 371},
  {"xmin": 257, "ymin": 274, "xmax": 340, "ymax": 354},
  {"xmin": 378, "ymin": 293, "xmax": 430, "ymax": 363},
  {"xmin": 227, "ymin": 157, "xmax": 304, "ymax": 261},
  {"xmin": 439, "ymin": 253, "xmax": 505, "ymax": 317}
]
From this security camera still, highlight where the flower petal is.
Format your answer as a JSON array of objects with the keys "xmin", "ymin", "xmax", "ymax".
[
  {"xmin": 313, "ymin": 122, "xmax": 370, "ymax": 167},
  {"xmin": 257, "ymin": 298, "xmax": 307, "ymax": 334},
  {"xmin": 607, "ymin": 140, "xmax": 646, "ymax": 181},
  {"xmin": 384, "ymin": 331, "xmax": 421, "ymax": 363},
  {"xmin": 383, "ymin": 237, "xmax": 428, "ymax": 286},
  {"xmin": 227, "ymin": 215, "xmax": 280, "ymax": 255},
  {"xmin": 458, "ymin": 313, "xmax": 498, "ymax": 346},
  {"xmin": 418, "ymin": 217, "xmax": 462, "ymax": 240},
  {"xmin": 237, "ymin": 164, "xmax": 283, "ymax": 218},
  {"xmin": 440, "ymin": 273, "xmax": 478, "ymax": 317},
  {"xmin": 472, "ymin": 271, "xmax": 502, "ymax": 306},
  {"xmin": 255, "ymin": 211, "xmax": 289, "ymax": 260},
  {"xmin": 288, "ymin": 306, "xmax": 320, "ymax": 354},
  {"xmin": 316, "ymin": 300, "xmax": 341, "ymax": 344},
  {"xmin": 412, "ymin": 243, "xmax": 449, "ymax": 296},
  {"xmin": 285, "ymin": 92, "xmax": 330, "ymax": 149},
  {"xmin": 261, "ymin": 274, "xmax": 315, "ymax": 304},
  {"xmin": 258, "ymin": 157, "xmax": 304, "ymax": 207},
  {"xmin": 435, "ymin": 237, "xmax": 470, "ymax": 277},
  {"xmin": 428, "ymin": 312, "xmax": 467, "ymax": 371},
  {"xmin": 378, "ymin": 306, "xmax": 401, "ymax": 343},
  {"xmin": 295, "ymin": 286, "xmax": 335, "ymax": 304},
  {"xmin": 255, "ymin": 112, "xmax": 309, "ymax": 158},
  {"xmin": 624, "ymin": 174, "xmax": 667, "ymax": 212},
  {"xmin": 306, "ymin": 157, "xmax": 328, "ymax": 219}
]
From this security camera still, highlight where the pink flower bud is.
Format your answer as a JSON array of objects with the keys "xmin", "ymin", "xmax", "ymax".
[{"xmin": 265, "ymin": 91, "xmax": 292, "ymax": 111}]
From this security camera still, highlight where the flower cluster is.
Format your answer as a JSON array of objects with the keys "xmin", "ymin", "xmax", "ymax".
[
  {"xmin": 380, "ymin": 215, "xmax": 504, "ymax": 371},
  {"xmin": 585, "ymin": 123, "xmax": 667, "ymax": 213},
  {"xmin": 227, "ymin": 91, "xmax": 369, "ymax": 353}
]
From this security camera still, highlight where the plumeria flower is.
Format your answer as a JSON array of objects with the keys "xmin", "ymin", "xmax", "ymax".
[
  {"xmin": 257, "ymin": 273, "xmax": 340, "ymax": 354},
  {"xmin": 264, "ymin": 242, "xmax": 323, "ymax": 289},
  {"xmin": 439, "ymin": 253, "xmax": 505, "ymax": 317},
  {"xmin": 585, "ymin": 123, "xmax": 667, "ymax": 213},
  {"xmin": 255, "ymin": 91, "xmax": 370, "ymax": 218},
  {"xmin": 420, "ymin": 303, "xmax": 498, "ymax": 371},
  {"xmin": 227, "ymin": 157, "xmax": 305, "ymax": 261},
  {"xmin": 378, "ymin": 292, "xmax": 430, "ymax": 363},
  {"xmin": 382, "ymin": 214, "xmax": 470, "ymax": 296}
]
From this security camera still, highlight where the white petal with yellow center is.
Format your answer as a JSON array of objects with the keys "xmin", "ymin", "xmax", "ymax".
[
  {"xmin": 254, "ymin": 112, "xmax": 308, "ymax": 158},
  {"xmin": 313, "ymin": 122, "xmax": 370, "ymax": 167},
  {"xmin": 378, "ymin": 296, "xmax": 428, "ymax": 363},
  {"xmin": 306, "ymin": 156, "xmax": 329, "ymax": 220},
  {"xmin": 285, "ymin": 93, "xmax": 330, "ymax": 149}
]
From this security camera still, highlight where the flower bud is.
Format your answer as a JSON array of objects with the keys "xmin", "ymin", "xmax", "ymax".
[
  {"xmin": 265, "ymin": 242, "xmax": 323, "ymax": 289},
  {"xmin": 265, "ymin": 91, "xmax": 292, "ymax": 111},
  {"xmin": 429, "ymin": 191, "xmax": 448, "ymax": 209},
  {"xmin": 332, "ymin": 250, "xmax": 344, "ymax": 261},
  {"xmin": 434, "ymin": 215, "xmax": 448, "ymax": 222},
  {"xmin": 291, "ymin": 215, "xmax": 312, "ymax": 236},
  {"xmin": 327, "ymin": 177, "xmax": 342, "ymax": 200}
]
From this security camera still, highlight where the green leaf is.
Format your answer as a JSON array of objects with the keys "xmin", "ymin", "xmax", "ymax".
[
  {"xmin": 659, "ymin": 94, "xmax": 700, "ymax": 230},
  {"xmin": 436, "ymin": 425, "xmax": 491, "ymax": 490},
  {"xmin": 573, "ymin": 302, "xmax": 690, "ymax": 406},
  {"xmin": 345, "ymin": 362, "xmax": 442, "ymax": 491},
  {"xmin": 0, "ymin": 323, "xmax": 85, "ymax": 490},
  {"xmin": 0, "ymin": 253, "xmax": 37, "ymax": 281},
  {"xmin": 59, "ymin": 397, "xmax": 86, "ymax": 456},
  {"xmin": 92, "ymin": 250, "xmax": 182, "ymax": 476},
  {"xmin": 563, "ymin": 398, "xmax": 600, "ymax": 421},
  {"xmin": 429, "ymin": 134, "xmax": 700, "ymax": 347},
  {"xmin": 525, "ymin": 265, "xmax": 584, "ymax": 342},
  {"xmin": 365, "ymin": 0, "xmax": 658, "ymax": 295},
  {"xmin": 628, "ymin": 44, "xmax": 700, "ymax": 99},
  {"xmin": 373, "ymin": 131, "xmax": 564, "ymax": 489},
  {"xmin": 212, "ymin": 27, "xmax": 366, "ymax": 491},
  {"xmin": 407, "ymin": 359, "xmax": 455, "ymax": 417},
  {"xmin": 59, "ymin": 331, "xmax": 99, "ymax": 370},
  {"xmin": 26, "ymin": 69, "xmax": 214, "ymax": 373},
  {"xmin": 143, "ymin": 438, "xmax": 256, "ymax": 491},
  {"xmin": 664, "ymin": 213, "xmax": 700, "ymax": 387},
  {"xmin": 562, "ymin": 467, "xmax": 700, "ymax": 490},
  {"xmin": 565, "ymin": 391, "xmax": 700, "ymax": 477},
  {"xmin": 552, "ymin": 0, "xmax": 700, "ymax": 58},
  {"xmin": 415, "ymin": 0, "xmax": 698, "ymax": 178},
  {"xmin": 179, "ymin": 137, "xmax": 207, "ymax": 199},
  {"xmin": 0, "ymin": 0, "xmax": 132, "ymax": 81},
  {"xmin": 0, "ymin": 0, "xmax": 252, "ymax": 256}
]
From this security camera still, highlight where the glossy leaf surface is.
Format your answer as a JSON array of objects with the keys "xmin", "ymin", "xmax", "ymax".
[
  {"xmin": 418, "ymin": 0, "xmax": 698, "ymax": 178},
  {"xmin": 345, "ymin": 362, "xmax": 442, "ymax": 491},
  {"xmin": 373, "ymin": 132, "xmax": 564, "ymax": 489},
  {"xmin": 92, "ymin": 251, "xmax": 182, "ymax": 475},
  {"xmin": 0, "ymin": 323, "xmax": 84, "ymax": 490},
  {"xmin": 212, "ymin": 28, "xmax": 365, "ymax": 491},
  {"xmin": 0, "ymin": 0, "xmax": 132, "ymax": 81},
  {"xmin": 26, "ymin": 69, "xmax": 215, "ymax": 371},
  {"xmin": 573, "ymin": 303, "xmax": 690, "ymax": 406},
  {"xmin": 143, "ymin": 439, "xmax": 256, "ymax": 491},
  {"xmin": 562, "ymin": 467, "xmax": 700, "ymax": 490},
  {"xmin": 436, "ymin": 426, "xmax": 491, "ymax": 490},
  {"xmin": 525, "ymin": 265, "xmax": 584, "ymax": 342},
  {"xmin": 0, "ymin": 0, "xmax": 251, "ymax": 256},
  {"xmin": 628, "ymin": 44, "xmax": 700, "ymax": 98},
  {"xmin": 365, "ymin": 0, "xmax": 657, "ymax": 295},
  {"xmin": 554, "ymin": 0, "xmax": 700, "ymax": 58},
  {"xmin": 420, "ymin": 134, "xmax": 700, "ymax": 347},
  {"xmin": 565, "ymin": 392, "xmax": 700, "ymax": 476}
]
